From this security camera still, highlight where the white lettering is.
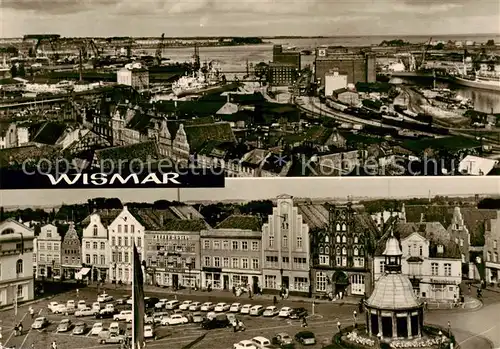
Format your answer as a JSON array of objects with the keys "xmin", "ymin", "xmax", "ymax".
[
  {"xmin": 162, "ymin": 172, "xmax": 181, "ymax": 184},
  {"xmin": 141, "ymin": 173, "xmax": 162, "ymax": 184},
  {"xmin": 108, "ymin": 173, "xmax": 140, "ymax": 184},
  {"xmin": 46, "ymin": 173, "xmax": 82, "ymax": 185},
  {"xmin": 90, "ymin": 173, "xmax": 107, "ymax": 185}
]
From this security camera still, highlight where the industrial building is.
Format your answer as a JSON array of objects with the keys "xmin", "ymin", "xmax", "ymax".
[
  {"xmin": 269, "ymin": 62, "xmax": 298, "ymax": 86},
  {"xmin": 324, "ymin": 70, "xmax": 348, "ymax": 96},
  {"xmin": 314, "ymin": 47, "xmax": 376, "ymax": 86},
  {"xmin": 117, "ymin": 63, "xmax": 149, "ymax": 91},
  {"xmin": 272, "ymin": 45, "xmax": 301, "ymax": 70}
]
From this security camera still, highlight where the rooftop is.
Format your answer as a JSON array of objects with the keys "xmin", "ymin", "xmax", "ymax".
[
  {"xmin": 216, "ymin": 215, "xmax": 262, "ymax": 231},
  {"xmin": 366, "ymin": 273, "xmax": 422, "ymax": 310}
]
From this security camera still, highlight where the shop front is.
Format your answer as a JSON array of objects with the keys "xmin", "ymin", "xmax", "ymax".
[
  {"xmin": 155, "ymin": 268, "xmax": 201, "ymax": 290},
  {"xmin": 201, "ymin": 267, "xmax": 222, "ymax": 289},
  {"xmin": 486, "ymin": 262, "xmax": 500, "ymax": 285}
]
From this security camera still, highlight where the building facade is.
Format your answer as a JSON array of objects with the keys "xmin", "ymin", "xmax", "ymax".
[
  {"xmin": 117, "ymin": 67, "xmax": 149, "ymax": 91},
  {"xmin": 374, "ymin": 222, "xmax": 462, "ymax": 303},
  {"xmin": 82, "ymin": 213, "xmax": 111, "ymax": 282},
  {"xmin": 61, "ymin": 223, "xmax": 82, "ymax": 280},
  {"xmin": 0, "ymin": 219, "xmax": 35, "ymax": 306},
  {"xmin": 272, "ymin": 45, "xmax": 301, "ymax": 69},
  {"xmin": 269, "ymin": 63, "xmax": 298, "ymax": 86},
  {"xmin": 485, "ymin": 211, "xmax": 500, "ymax": 284},
  {"xmin": 108, "ymin": 206, "xmax": 145, "ymax": 284},
  {"xmin": 325, "ymin": 70, "xmax": 348, "ymax": 96},
  {"xmin": 36, "ymin": 224, "xmax": 62, "ymax": 279},
  {"xmin": 144, "ymin": 224, "xmax": 202, "ymax": 289},
  {"xmin": 310, "ymin": 203, "xmax": 376, "ymax": 297},
  {"xmin": 200, "ymin": 228, "xmax": 262, "ymax": 293},
  {"xmin": 262, "ymin": 195, "xmax": 311, "ymax": 295}
]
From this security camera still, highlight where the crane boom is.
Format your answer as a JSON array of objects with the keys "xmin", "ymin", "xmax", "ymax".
[{"xmin": 420, "ymin": 37, "xmax": 432, "ymax": 69}]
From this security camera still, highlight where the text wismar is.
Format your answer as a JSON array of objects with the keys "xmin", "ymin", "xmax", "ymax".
[{"xmin": 45, "ymin": 173, "xmax": 182, "ymax": 185}]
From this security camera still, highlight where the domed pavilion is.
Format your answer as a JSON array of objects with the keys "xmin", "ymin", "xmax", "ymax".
[{"xmin": 364, "ymin": 232, "xmax": 424, "ymax": 340}]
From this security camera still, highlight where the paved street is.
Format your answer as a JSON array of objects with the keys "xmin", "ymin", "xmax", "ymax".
[{"xmin": 0, "ymin": 287, "xmax": 130, "ymax": 349}]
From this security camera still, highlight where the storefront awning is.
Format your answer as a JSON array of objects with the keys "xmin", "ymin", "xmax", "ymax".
[{"xmin": 81, "ymin": 267, "xmax": 91, "ymax": 276}]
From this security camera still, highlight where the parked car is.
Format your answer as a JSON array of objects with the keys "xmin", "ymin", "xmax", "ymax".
[
  {"xmin": 251, "ymin": 336, "xmax": 272, "ymax": 348},
  {"xmin": 113, "ymin": 310, "xmax": 133, "ymax": 322},
  {"xmin": 233, "ymin": 340, "xmax": 257, "ymax": 349},
  {"xmin": 31, "ymin": 317, "xmax": 49, "ymax": 329},
  {"xmin": 56, "ymin": 319, "xmax": 72, "ymax": 332},
  {"xmin": 155, "ymin": 299, "xmax": 169, "ymax": 309},
  {"xmin": 90, "ymin": 322, "xmax": 104, "ymax": 335},
  {"xmin": 289, "ymin": 308, "xmax": 308, "ymax": 319},
  {"xmin": 108, "ymin": 322, "xmax": 120, "ymax": 335},
  {"xmin": 201, "ymin": 314, "xmax": 230, "ymax": 330},
  {"xmin": 278, "ymin": 307, "xmax": 293, "ymax": 318},
  {"xmin": 153, "ymin": 312, "xmax": 169, "ymax": 324},
  {"xmin": 214, "ymin": 302, "xmax": 230, "ymax": 312},
  {"xmin": 75, "ymin": 307, "xmax": 95, "ymax": 317},
  {"xmin": 165, "ymin": 300, "xmax": 180, "ymax": 310},
  {"xmin": 72, "ymin": 322, "xmax": 88, "ymax": 335},
  {"xmin": 189, "ymin": 302, "xmax": 202, "ymax": 311},
  {"xmin": 145, "ymin": 297, "xmax": 159, "ymax": 309},
  {"xmin": 95, "ymin": 309, "xmax": 117, "ymax": 319},
  {"xmin": 98, "ymin": 331, "xmax": 124, "ymax": 344},
  {"xmin": 115, "ymin": 296, "xmax": 130, "ymax": 305},
  {"xmin": 52, "ymin": 304, "xmax": 67, "ymax": 314},
  {"xmin": 263, "ymin": 306, "xmax": 279, "ymax": 317},
  {"xmin": 230, "ymin": 303, "xmax": 242, "ymax": 312},
  {"xmin": 77, "ymin": 300, "xmax": 87, "ymax": 310},
  {"xmin": 144, "ymin": 325, "xmax": 155, "ymax": 339},
  {"xmin": 161, "ymin": 314, "xmax": 189, "ymax": 326},
  {"xmin": 144, "ymin": 313, "xmax": 154, "ymax": 325},
  {"xmin": 201, "ymin": 302, "xmax": 215, "ymax": 311},
  {"xmin": 47, "ymin": 302, "xmax": 59, "ymax": 313},
  {"xmin": 66, "ymin": 300, "xmax": 76, "ymax": 309},
  {"xmin": 272, "ymin": 333, "xmax": 294, "ymax": 348},
  {"xmin": 179, "ymin": 300, "xmax": 193, "ymax": 310},
  {"xmin": 240, "ymin": 304, "xmax": 252, "ymax": 314},
  {"xmin": 192, "ymin": 312, "xmax": 204, "ymax": 323},
  {"xmin": 294, "ymin": 331, "xmax": 316, "ymax": 346},
  {"xmin": 64, "ymin": 307, "xmax": 77, "ymax": 316},
  {"xmin": 92, "ymin": 302, "xmax": 101, "ymax": 313},
  {"xmin": 97, "ymin": 293, "xmax": 113, "ymax": 303},
  {"xmin": 250, "ymin": 305, "xmax": 265, "ymax": 316}
]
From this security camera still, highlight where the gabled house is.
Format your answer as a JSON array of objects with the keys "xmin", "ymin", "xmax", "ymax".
[{"xmin": 61, "ymin": 222, "xmax": 81, "ymax": 280}]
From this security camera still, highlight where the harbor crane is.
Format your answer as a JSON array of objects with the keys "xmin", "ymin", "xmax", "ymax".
[
  {"xmin": 155, "ymin": 33, "xmax": 165, "ymax": 66},
  {"xmin": 23, "ymin": 34, "xmax": 61, "ymax": 59},
  {"xmin": 419, "ymin": 37, "xmax": 433, "ymax": 69}
]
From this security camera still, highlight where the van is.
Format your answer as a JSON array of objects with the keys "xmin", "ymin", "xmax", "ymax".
[
  {"xmin": 165, "ymin": 300, "xmax": 180, "ymax": 310},
  {"xmin": 251, "ymin": 336, "xmax": 272, "ymax": 348}
]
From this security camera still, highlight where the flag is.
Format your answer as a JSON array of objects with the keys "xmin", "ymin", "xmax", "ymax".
[{"xmin": 133, "ymin": 244, "xmax": 145, "ymax": 349}]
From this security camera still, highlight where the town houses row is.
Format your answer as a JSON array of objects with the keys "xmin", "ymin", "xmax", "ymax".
[{"xmin": 1, "ymin": 196, "xmax": 499, "ymax": 306}]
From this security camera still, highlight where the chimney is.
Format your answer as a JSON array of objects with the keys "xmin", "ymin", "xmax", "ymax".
[{"xmin": 437, "ymin": 244, "xmax": 444, "ymax": 254}]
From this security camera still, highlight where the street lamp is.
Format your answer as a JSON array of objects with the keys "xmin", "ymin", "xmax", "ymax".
[
  {"xmin": 377, "ymin": 332, "xmax": 382, "ymax": 349},
  {"xmin": 438, "ymin": 331, "xmax": 443, "ymax": 349}
]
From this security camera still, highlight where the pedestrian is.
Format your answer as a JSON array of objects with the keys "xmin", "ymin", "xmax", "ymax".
[
  {"xmin": 238, "ymin": 320, "xmax": 245, "ymax": 331},
  {"xmin": 31, "ymin": 343, "xmax": 35, "ymax": 349},
  {"xmin": 29, "ymin": 306, "xmax": 34, "ymax": 319},
  {"xmin": 468, "ymin": 284, "xmax": 471, "ymax": 293},
  {"xmin": 51, "ymin": 341, "xmax": 57, "ymax": 349},
  {"xmin": 337, "ymin": 321, "xmax": 341, "ymax": 333},
  {"xmin": 18, "ymin": 323, "xmax": 23, "ymax": 335},
  {"xmin": 273, "ymin": 296, "xmax": 277, "ymax": 305},
  {"xmin": 232, "ymin": 286, "xmax": 236, "ymax": 296},
  {"xmin": 232, "ymin": 321, "xmax": 237, "ymax": 332},
  {"xmin": 302, "ymin": 317, "xmax": 308, "ymax": 328},
  {"xmin": 76, "ymin": 289, "xmax": 79, "ymax": 298}
]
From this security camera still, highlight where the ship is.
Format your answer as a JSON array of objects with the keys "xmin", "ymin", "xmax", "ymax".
[
  {"xmin": 171, "ymin": 63, "xmax": 223, "ymax": 97},
  {"xmin": 450, "ymin": 74, "xmax": 500, "ymax": 92}
]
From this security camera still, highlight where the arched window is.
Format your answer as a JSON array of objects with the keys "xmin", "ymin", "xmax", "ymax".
[
  {"xmin": 319, "ymin": 246, "xmax": 324, "ymax": 254},
  {"xmin": 342, "ymin": 247, "xmax": 347, "ymax": 255},
  {"xmin": 342, "ymin": 235, "xmax": 347, "ymax": 243},
  {"xmin": 336, "ymin": 247, "xmax": 341, "ymax": 255},
  {"xmin": 1, "ymin": 228, "xmax": 14, "ymax": 235},
  {"xmin": 342, "ymin": 223, "xmax": 347, "ymax": 231},
  {"xmin": 325, "ymin": 246, "xmax": 330, "ymax": 254},
  {"xmin": 325, "ymin": 235, "xmax": 329, "ymax": 243},
  {"xmin": 354, "ymin": 247, "xmax": 359, "ymax": 256},
  {"xmin": 93, "ymin": 225, "xmax": 98, "ymax": 236},
  {"xmin": 336, "ymin": 224, "xmax": 341, "ymax": 231},
  {"xmin": 16, "ymin": 259, "xmax": 23, "ymax": 274},
  {"xmin": 360, "ymin": 248, "xmax": 365, "ymax": 256},
  {"xmin": 336, "ymin": 235, "xmax": 341, "ymax": 243},
  {"xmin": 354, "ymin": 236, "xmax": 358, "ymax": 244}
]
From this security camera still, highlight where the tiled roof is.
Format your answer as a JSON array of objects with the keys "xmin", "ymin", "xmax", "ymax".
[
  {"xmin": 169, "ymin": 205, "xmax": 205, "ymax": 220},
  {"xmin": 81, "ymin": 209, "xmax": 122, "ymax": 227},
  {"xmin": 184, "ymin": 122, "xmax": 236, "ymax": 152},
  {"xmin": 126, "ymin": 113, "xmax": 162, "ymax": 133},
  {"xmin": 166, "ymin": 116, "xmax": 215, "ymax": 139},
  {"xmin": 216, "ymin": 215, "xmax": 262, "ymax": 231},
  {"xmin": 297, "ymin": 204, "xmax": 329, "ymax": 230},
  {"xmin": 404, "ymin": 205, "xmax": 454, "ymax": 227},
  {"xmin": 32, "ymin": 122, "xmax": 67, "ymax": 145},
  {"xmin": 130, "ymin": 208, "xmax": 178, "ymax": 230},
  {"xmin": 94, "ymin": 141, "xmax": 160, "ymax": 171},
  {"xmin": 162, "ymin": 219, "xmax": 207, "ymax": 232},
  {"xmin": 0, "ymin": 145, "xmax": 60, "ymax": 169},
  {"xmin": 459, "ymin": 208, "xmax": 498, "ymax": 246},
  {"xmin": 366, "ymin": 273, "xmax": 422, "ymax": 310}
]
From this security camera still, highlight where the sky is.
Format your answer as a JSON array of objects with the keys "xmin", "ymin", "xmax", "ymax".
[
  {"xmin": 1, "ymin": 0, "xmax": 499, "ymax": 37},
  {"xmin": 1, "ymin": 177, "xmax": 499, "ymax": 207}
]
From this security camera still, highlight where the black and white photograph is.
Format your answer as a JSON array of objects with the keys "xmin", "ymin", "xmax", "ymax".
[
  {"xmin": 0, "ymin": 1, "xmax": 499, "ymax": 177},
  {"xmin": 0, "ymin": 177, "xmax": 499, "ymax": 349}
]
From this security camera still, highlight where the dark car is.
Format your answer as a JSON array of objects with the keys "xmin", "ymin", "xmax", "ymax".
[
  {"xmin": 272, "ymin": 332, "xmax": 295, "ymax": 349},
  {"xmin": 294, "ymin": 331, "xmax": 316, "ymax": 346},
  {"xmin": 95, "ymin": 309, "xmax": 118, "ymax": 319},
  {"xmin": 201, "ymin": 314, "xmax": 230, "ymax": 330},
  {"xmin": 145, "ymin": 297, "xmax": 160, "ymax": 309},
  {"xmin": 289, "ymin": 308, "xmax": 308, "ymax": 319}
]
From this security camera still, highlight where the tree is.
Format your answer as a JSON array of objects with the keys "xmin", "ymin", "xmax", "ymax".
[
  {"xmin": 18, "ymin": 64, "xmax": 26, "ymax": 77},
  {"xmin": 486, "ymin": 39, "xmax": 495, "ymax": 46},
  {"xmin": 434, "ymin": 43, "xmax": 445, "ymax": 50}
]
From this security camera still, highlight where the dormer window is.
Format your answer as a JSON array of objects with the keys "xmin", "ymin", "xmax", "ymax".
[{"xmin": 437, "ymin": 245, "xmax": 444, "ymax": 254}]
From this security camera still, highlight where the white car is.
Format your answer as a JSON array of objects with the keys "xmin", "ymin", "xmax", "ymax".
[
  {"xmin": 113, "ymin": 310, "xmax": 133, "ymax": 321},
  {"xmin": 251, "ymin": 336, "xmax": 271, "ymax": 348},
  {"xmin": 155, "ymin": 299, "xmax": 169, "ymax": 309},
  {"xmin": 233, "ymin": 340, "xmax": 257, "ymax": 349},
  {"xmin": 108, "ymin": 322, "xmax": 120, "ymax": 335},
  {"xmin": 165, "ymin": 300, "xmax": 180, "ymax": 310},
  {"xmin": 179, "ymin": 300, "xmax": 193, "ymax": 310},
  {"xmin": 97, "ymin": 293, "xmax": 113, "ymax": 302},
  {"xmin": 126, "ymin": 298, "xmax": 133, "ymax": 305},
  {"xmin": 75, "ymin": 307, "xmax": 96, "ymax": 317},
  {"xmin": 240, "ymin": 304, "xmax": 252, "ymax": 314},
  {"xmin": 48, "ymin": 302, "xmax": 60, "ymax": 312},
  {"xmin": 66, "ymin": 300, "xmax": 76, "ymax": 309},
  {"xmin": 229, "ymin": 303, "xmax": 242, "ymax": 312},
  {"xmin": 144, "ymin": 325, "xmax": 154, "ymax": 339},
  {"xmin": 263, "ymin": 306, "xmax": 279, "ymax": 317},
  {"xmin": 92, "ymin": 302, "xmax": 101, "ymax": 312},
  {"xmin": 200, "ymin": 302, "xmax": 214, "ymax": 311},
  {"xmin": 278, "ymin": 307, "xmax": 293, "ymax": 317},
  {"xmin": 90, "ymin": 322, "xmax": 104, "ymax": 335},
  {"xmin": 53, "ymin": 304, "xmax": 68, "ymax": 314},
  {"xmin": 250, "ymin": 305, "xmax": 264, "ymax": 316},
  {"xmin": 161, "ymin": 314, "xmax": 189, "ymax": 326},
  {"xmin": 77, "ymin": 300, "xmax": 87, "ymax": 310},
  {"xmin": 189, "ymin": 302, "xmax": 202, "ymax": 311},
  {"xmin": 214, "ymin": 302, "xmax": 230, "ymax": 312}
]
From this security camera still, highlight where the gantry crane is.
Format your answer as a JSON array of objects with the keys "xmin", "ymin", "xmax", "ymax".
[{"xmin": 23, "ymin": 34, "xmax": 61, "ymax": 59}]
